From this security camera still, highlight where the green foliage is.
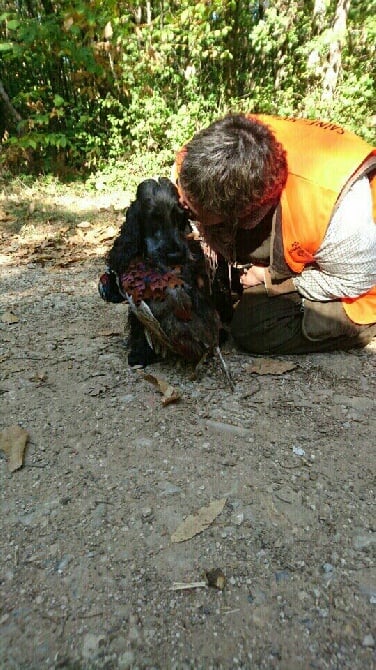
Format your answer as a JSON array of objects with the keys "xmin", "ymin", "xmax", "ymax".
[{"xmin": 0, "ymin": 0, "xmax": 374, "ymax": 176}]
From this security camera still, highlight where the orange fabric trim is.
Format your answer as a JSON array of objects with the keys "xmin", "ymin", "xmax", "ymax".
[{"xmin": 341, "ymin": 286, "xmax": 376, "ymax": 324}]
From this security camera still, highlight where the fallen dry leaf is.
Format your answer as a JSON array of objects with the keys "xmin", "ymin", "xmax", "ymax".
[
  {"xmin": 1, "ymin": 311, "xmax": 19, "ymax": 324},
  {"xmin": 29, "ymin": 370, "xmax": 48, "ymax": 383},
  {"xmin": 55, "ymin": 256, "xmax": 88, "ymax": 267},
  {"xmin": 245, "ymin": 358, "xmax": 297, "ymax": 375},
  {"xmin": 0, "ymin": 425, "xmax": 29, "ymax": 472},
  {"xmin": 96, "ymin": 226, "xmax": 117, "ymax": 242},
  {"xmin": 0, "ymin": 208, "xmax": 14, "ymax": 222},
  {"xmin": 142, "ymin": 373, "xmax": 181, "ymax": 405},
  {"xmin": 171, "ymin": 498, "xmax": 227, "ymax": 543}
]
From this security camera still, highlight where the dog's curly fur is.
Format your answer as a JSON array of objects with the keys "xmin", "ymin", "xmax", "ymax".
[{"xmin": 106, "ymin": 177, "xmax": 230, "ymax": 367}]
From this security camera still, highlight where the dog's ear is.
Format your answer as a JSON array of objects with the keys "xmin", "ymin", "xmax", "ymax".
[
  {"xmin": 155, "ymin": 177, "xmax": 190, "ymax": 231},
  {"xmin": 107, "ymin": 200, "xmax": 142, "ymax": 274}
]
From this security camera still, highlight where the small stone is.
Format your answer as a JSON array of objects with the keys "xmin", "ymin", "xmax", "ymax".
[
  {"xmin": 82, "ymin": 633, "xmax": 106, "ymax": 659},
  {"xmin": 275, "ymin": 570, "xmax": 291, "ymax": 583},
  {"xmin": 128, "ymin": 616, "xmax": 141, "ymax": 644},
  {"xmin": 322, "ymin": 563, "xmax": 334, "ymax": 574},
  {"xmin": 204, "ymin": 419, "xmax": 249, "ymax": 437},
  {"xmin": 353, "ymin": 533, "xmax": 376, "ymax": 550},
  {"xmin": 109, "ymin": 635, "xmax": 128, "ymax": 654},
  {"xmin": 292, "ymin": 446, "xmax": 305, "ymax": 457},
  {"xmin": 141, "ymin": 507, "xmax": 153, "ymax": 519},
  {"xmin": 362, "ymin": 634, "xmax": 375, "ymax": 647},
  {"xmin": 134, "ymin": 437, "xmax": 153, "ymax": 448},
  {"xmin": 57, "ymin": 555, "xmax": 73, "ymax": 573},
  {"xmin": 158, "ymin": 482, "xmax": 182, "ymax": 496},
  {"xmin": 118, "ymin": 651, "xmax": 135, "ymax": 669},
  {"xmin": 90, "ymin": 503, "xmax": 107, "ymax": 528},
  {"xmin": 231, "ymin": 512, "xmax": 244, "ymax": 526},
  {"xmin": 119, "ymin": 394, "xmax": 135, "ymax": 404}
]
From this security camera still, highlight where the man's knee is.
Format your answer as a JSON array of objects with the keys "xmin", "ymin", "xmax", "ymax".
[{"xmin": 230, "ymin": 289, "xmax": 303, "ymax": 354}]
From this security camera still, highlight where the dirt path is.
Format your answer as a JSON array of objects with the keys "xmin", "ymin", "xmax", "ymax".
[{"xmin": 0, "ymin": 188, "xmax": 375, "ymax": 669}]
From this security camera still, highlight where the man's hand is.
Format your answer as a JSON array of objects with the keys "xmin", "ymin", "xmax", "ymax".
[{"xmin": 240, "ymin": 265, "xmax": 266, "ymax": 288}]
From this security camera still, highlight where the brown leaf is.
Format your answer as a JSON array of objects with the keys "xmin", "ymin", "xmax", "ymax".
[
  {"xmin": 245, "ymin": 358, "xmax": 297, "ymax": 376},
  {"xmin": 1, "ymin": 311, "xmax": 19, "ymax": 324},
  {"xmin": 29, "ymin": 370, "xmax": 48, "ymax": 383},
  {"xmin": 55, "ymin": 256, "xmax": 87, "ymax": 267},
  {"xmin": 142, "ymin": 373, "xmax": 181, "ymax": 405},
  {"xmin": 0, "ymin": 208, "xmax": 14, "ymax": 222},
  {"xmin": 171, "ymin": 498, "xmax": 227, "ymax": 543},
  {"xmin": 0, "ymin": 425, "xmax": 29, "ymax": 472},
  {"xmin": 96, "ymin": 226, "xmax": 117, "ymax": 242}
]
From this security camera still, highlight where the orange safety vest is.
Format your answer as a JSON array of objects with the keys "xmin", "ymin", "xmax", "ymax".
[
  {"xmin": 250, "ymin": 115, "xmax": 376, "ymax": 324},
  {"xmin": 174, "ymin": 115, "xmax": 376, "ymax": 325}
]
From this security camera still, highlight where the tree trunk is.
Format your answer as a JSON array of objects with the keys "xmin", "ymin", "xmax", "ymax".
[
  {"xmin": 307, "ymin": 0, "xmax": 330, "ymax": 72},
  {"xmin": 312, "ymin": 0, "xmax": 330, "ymax": 33},
  {"xmin": 321, "ymin": 0, "xmax": 351, "ymax": 100},
  {"xmin": 0, "ymin": 79, "xmax": 23, "ymax": 128},
  {"xmin": 145, "ymin": 1, "xmax": 152, "ymax": 24}
]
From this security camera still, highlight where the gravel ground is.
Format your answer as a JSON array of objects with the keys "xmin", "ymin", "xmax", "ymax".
[{"xmin": 0, "ymin": 199, "xmax": 375, "ymax": 670}]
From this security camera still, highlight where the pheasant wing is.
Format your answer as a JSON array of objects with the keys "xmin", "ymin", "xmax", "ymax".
[{"xmin": 126, "ymin": 294, "xmax": 174, "ymax": 356}]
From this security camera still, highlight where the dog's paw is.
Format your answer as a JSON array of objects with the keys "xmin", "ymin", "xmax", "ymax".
[{"xmin": 128, "ymin": 344, "xmax": 160, "ymax": 368}]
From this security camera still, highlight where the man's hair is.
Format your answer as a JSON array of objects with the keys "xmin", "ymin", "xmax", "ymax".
[{"xmin": 179, "ymin": 114, "xmax": 288, "ymax": 218}]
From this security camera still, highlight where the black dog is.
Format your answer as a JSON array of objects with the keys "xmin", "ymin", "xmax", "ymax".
[{"xmin": 99, "ymin": 178, "xmax": 229, "ymax": 368}]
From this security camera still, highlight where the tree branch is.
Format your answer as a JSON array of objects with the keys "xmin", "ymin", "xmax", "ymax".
[{"xmin": 0, "ymin": 79, "xmax": 23, "ymax": 126}]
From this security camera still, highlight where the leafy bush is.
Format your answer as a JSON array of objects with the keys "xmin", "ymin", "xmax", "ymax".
[{"xmin": 0, "ymin": 1, "xmax": 374, "ymax": 176}]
